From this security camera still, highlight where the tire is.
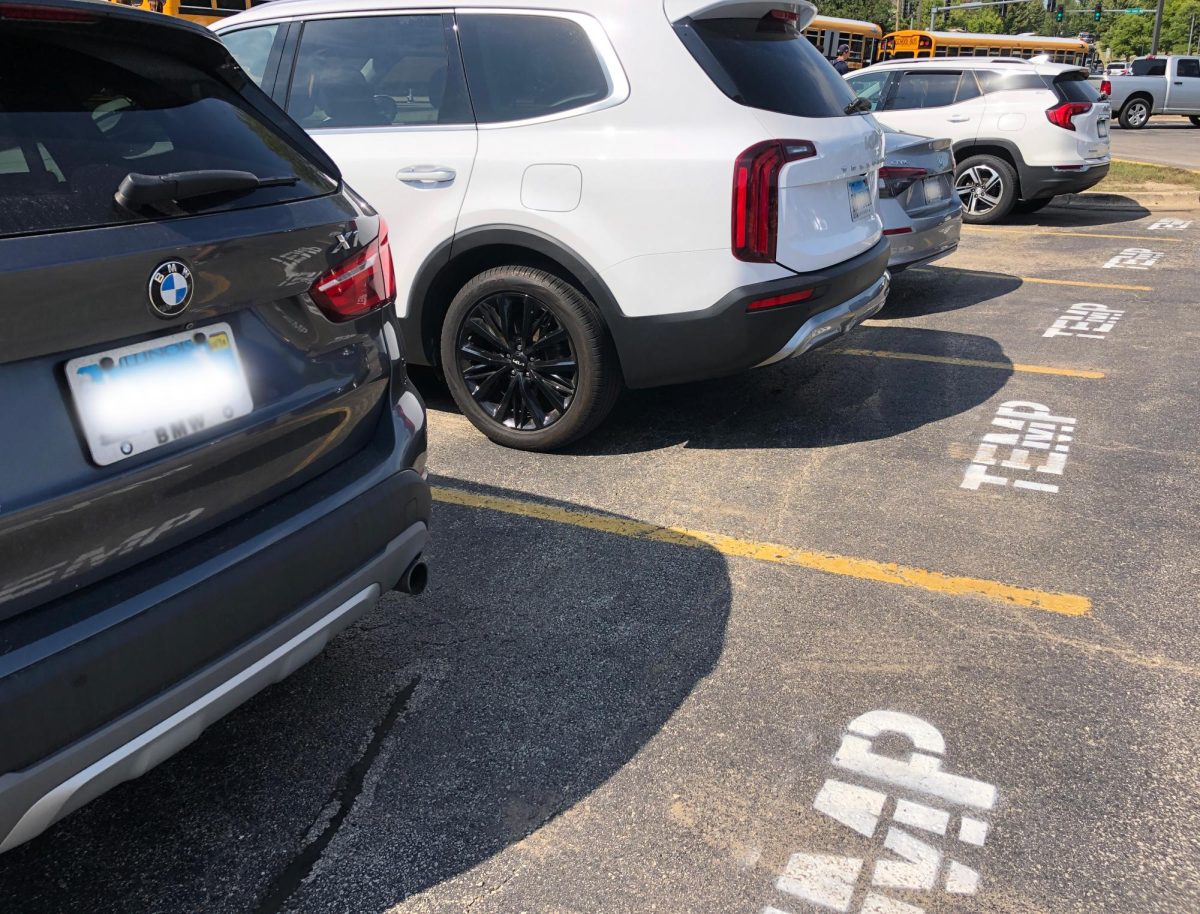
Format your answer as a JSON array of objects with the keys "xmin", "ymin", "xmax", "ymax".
[
  {"xmin": 954, "ymin": 154, "xmax": 1018, "ymax": 224},
  {"xmin": 1118, "ymin": 97, "xmax": 1151, "ymax": 129},
  {"xmin": 1190, "ymin": 116, "xmax": 1200, "ymax": 128},
  {"xmin": 440, "ymin": 266, "xmax": 621, "ymax": 451},
  {"xmin": 1012, "ymin": 196, "xmax": 1055, "ymax": 214}
]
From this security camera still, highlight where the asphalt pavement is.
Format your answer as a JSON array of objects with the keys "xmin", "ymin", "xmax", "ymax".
[
  {"xmin": 1110, "ymin": 117, "xmax": 1200, "ymax": 170},
  {"xmin": 1, "ymin": 205, "xmax": 1198, "ymax": 914}
]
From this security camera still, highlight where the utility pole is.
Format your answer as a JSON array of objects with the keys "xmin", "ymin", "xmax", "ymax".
[
  {"xmin": 1190, "ymin": 12, "xmax": 1197, "ymax": 54},
  {"xmin": 896, "ymin": 0, "xmax": 902, "ymax": 32},
  {"xmin": 1150, "ymin": 0, "xmax": 1165, "ymax": 54}
]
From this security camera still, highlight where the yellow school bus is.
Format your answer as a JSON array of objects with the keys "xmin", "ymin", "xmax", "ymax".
[
  {"xmin": 805, "ymin": 16, "xmax": 885, "ymax": 70},
  {"xmin": 109, "ymin": 0, "xmax": 272, "ymax": 27},
  {"xmin": 879, "ymin": 30, "xmax": 1088, "ymax": 65}
]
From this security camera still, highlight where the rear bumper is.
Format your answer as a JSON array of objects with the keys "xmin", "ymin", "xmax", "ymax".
[
  {"xmin": 610, "ymin": 238, "xmax": 891, "ymax": 388},
  {"xmin": 886, "ymin": 204, "xmax": 962, "ymax": 272},
  {"xmin": 0, "ymin": 468, "xmax": 429, "ymax": 853},
  {"xmin": 1019, "ymin": 161, "xmax": 1110, "ymax": 201}
]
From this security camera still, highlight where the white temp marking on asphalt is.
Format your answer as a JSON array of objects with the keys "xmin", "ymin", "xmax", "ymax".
[
  {"xmin": 961, "ymin": 401, "xmax": 1076, "ymax": 495},
  {"xmin": 1043, "ymin": 302, "xmax": 1125, "ymax": 340},
  {"xmin": 1147, "ymin": 218, "xmax": 1192, "ymax": 231},
  {"xmin": 763, "ymin": 711, "xmax": 999, "ymax": 914},
  {"xmin": 1102, "ymin": 248, "xmax": 1164, "ymax": 270}
]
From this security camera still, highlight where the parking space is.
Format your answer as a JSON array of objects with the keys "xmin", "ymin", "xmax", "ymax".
[{"xmin": 2, "ymin": 209, "xmax": 1199, "ymax": 914}]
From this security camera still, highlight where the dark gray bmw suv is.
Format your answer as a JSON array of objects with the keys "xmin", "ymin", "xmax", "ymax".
[{"xmin": 0, "ymin": 0, "xmax": 430, "ymax": 851}]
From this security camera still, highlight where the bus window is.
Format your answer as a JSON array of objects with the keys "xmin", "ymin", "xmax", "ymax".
[
  {"xmin": 935, "ymin": 45, "xmax": 948, "ymax": 56},
  {"xmin": 946, "ymin": 46, "xmax": 960, "ymax": 56},
  {"xmin": 974, "ymin": 47, "xmax": 988, "ymax": 56}
]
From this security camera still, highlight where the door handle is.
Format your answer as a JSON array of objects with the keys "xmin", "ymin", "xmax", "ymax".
[
  {"xmin": 397, "ymin": 166, "xmax": 456, "ymax": 184},
  {"xmin": 1173, "ymin": 80, "xmax": 1183, "ymax": 85},
  {"xmin": 947, "ymin": 115, "xmax": 970, "ymax": 122}
]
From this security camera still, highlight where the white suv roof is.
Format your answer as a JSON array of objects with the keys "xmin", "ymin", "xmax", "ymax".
[{"xmin": 869, "ymin": 57, "xmax": 1087, "ymax": 78}]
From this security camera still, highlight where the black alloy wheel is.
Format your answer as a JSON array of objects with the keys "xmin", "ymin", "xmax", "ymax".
[
  {"xmin": 441, "ymin": 265, "xmax": 622, "ymax": 451},
  {"xmin": 455, "ymin": 291, "xmax": 577, "ymax": 431}
]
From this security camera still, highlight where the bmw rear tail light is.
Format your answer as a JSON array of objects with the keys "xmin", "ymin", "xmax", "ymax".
[
  {"xmin": 878, "ymin": 166, "xmax": 928, "ymax": 199},
  {"xmin": 1045, "ymin": 101, "xmax": 1093, "ymax": 131},
  {"xmin": 732, "ymin": 140, "xmax": 817, "ymax": 263},
  {"xmin": 310, "ymin": 219, "xmax": 396, "ymax": 321}
]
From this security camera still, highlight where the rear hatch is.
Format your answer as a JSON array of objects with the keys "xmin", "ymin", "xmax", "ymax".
[
  {"xmin": 1049, "ymin": 69, "xmax": 1111, "ymax": 162},
  {"xmin": 881, "ymin": 131, "xmax": 956, "ymax": 217},
  {"xmin": 667, "ymin": 0, "xmax": 883, "ymax": 274},
  {"xmin": 0, "ymin": 5, "xmax": 394, "ymax": 620}
]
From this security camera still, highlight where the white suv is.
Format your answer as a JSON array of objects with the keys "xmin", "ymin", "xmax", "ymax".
[
  {"xmin": 846, "ymin": 58, "xmax": 1111, "ymax": 224},
  {"xmin": 215, "ymin": 0, "xmax": 889, "ymax": 450}
]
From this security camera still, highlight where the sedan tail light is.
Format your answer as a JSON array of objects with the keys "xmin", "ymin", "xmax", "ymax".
[
  {"xmin": 732, "ymin": 140, "xmax": 817, "ymax": 263},
  {"xmin": 309, "ymin": 220, "xmax": 395, "ymax": 321},
  {"xmin": 1045, "ymin": 101, "xmax": 1093, "ymax": 131},
  {"xmin": 878, "ymin": 165, "xmax": 927, "ymax": 198}
]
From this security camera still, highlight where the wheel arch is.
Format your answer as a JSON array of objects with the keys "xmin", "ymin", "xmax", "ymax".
[
  {"xmin": 401, "ymin": 226, "xmax": 625, "ymax": 379},
  {"xmin": 952, "ymin": 139, "xmax": 1025, "ymax": 195},
  {"xmin": 1119, "ymin": 92, "xmax": 1155, "ymax": 114}
]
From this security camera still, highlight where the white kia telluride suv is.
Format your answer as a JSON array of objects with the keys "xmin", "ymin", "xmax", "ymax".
[
  {"xmin": 846, "ymin": 57, "xmax": 1110, "ymax": 224},
  {"xmin": 217, "ymin": 0, "xmax": 890, "ymax": 450}
]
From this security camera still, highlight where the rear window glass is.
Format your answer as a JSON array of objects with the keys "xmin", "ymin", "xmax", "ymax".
[
  {"xmin": 1130, "ymin": 58, "xmax": 1167, "ymax": 76},
  {"xmin": 456, "ymin": 14, "xmax": 610, "ymax": 124},
  {"xmin": 1178, "ymin": 59, "xmax": 1200, "ymax": 78},
  {"xmin": 1054, "ymin": 72, "xmax": 1101, "ymax": 102},
  {"xmin": 974, "ymin": 70, "xmax": 1050, "ymax": 92},
  {"xmin": 287, "ymin": 14, "xmax": 473, "ymax": 128},
  {"xmin": 675, "ymin": 15, "xmax": 857, "ymax": 118},
  {"xmin": 0, "ymin": 33, "xmax": 335, "ymax": 240}
]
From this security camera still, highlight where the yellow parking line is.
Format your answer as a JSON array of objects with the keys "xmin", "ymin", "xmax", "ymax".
[
  {"xmin": 908, "ymin": 268, "xmax": 1151, "ymax": 291},
  {"xmin": 1020, "ymin": 276, "xmax": 1153, "ymax": 291},
  {"xmin": 965, "ymin": 227, "xmax": 1184, "ymax": 243},
  {"xmin": 834, "ymin": 348, "xmax": 1105, "ymax": 379},
  {"xmin": 431, "ymin": 486, "xmax": 1092, "ymax": 617}
]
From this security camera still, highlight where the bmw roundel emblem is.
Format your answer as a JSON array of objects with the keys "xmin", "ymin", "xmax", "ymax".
[{"xmin": 148, "ymin": 260, "xmax": 194, "ymax": 318}]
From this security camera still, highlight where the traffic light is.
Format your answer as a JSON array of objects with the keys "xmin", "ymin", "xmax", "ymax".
[
  {"xmin": 1055, "ymin": 6, "xmax": 1064, "ymax": 20},
  {"xmin": 1093, "ymin": 2, "xmax": 1102, "ymax": 20}
]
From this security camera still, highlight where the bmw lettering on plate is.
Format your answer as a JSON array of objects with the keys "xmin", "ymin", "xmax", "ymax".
[
  {"xmin": 66, "ymin": 323, "xmax": 254, "ymax": 466},
  {"xmin": 848, "ymin": 176, "xmax": 873, "ymax": 221}
]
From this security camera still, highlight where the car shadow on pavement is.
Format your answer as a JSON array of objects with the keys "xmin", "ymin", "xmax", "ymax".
[
  {"xmin": 878, "ymin": 265, "xmax": 1022, "ymax": 318},
  {"xmin": 1004, "ymin": 201, "xmax": 1150, "ymax": 227},
  {"xmin": 572, "ymin": 326, "xmax": 1013, "ymax": 456},
  {"xmin": 0, "ymin": 484, "xmax": 732, "ymax": 914}
]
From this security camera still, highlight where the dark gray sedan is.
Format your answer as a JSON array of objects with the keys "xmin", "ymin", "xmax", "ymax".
[{"xmin": 877, "ymin": 129, "xmax": 963, "ymax": 272}]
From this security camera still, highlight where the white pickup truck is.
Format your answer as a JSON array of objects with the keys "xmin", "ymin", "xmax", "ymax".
[{"xmin": 1093, "ymin": 55, "xmax": 1200, "ymax": 129}]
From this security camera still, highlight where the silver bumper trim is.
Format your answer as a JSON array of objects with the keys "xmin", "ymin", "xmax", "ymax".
[{"xmin": 755, "ymin": 272, "xmax": 891, "ymax": 368}]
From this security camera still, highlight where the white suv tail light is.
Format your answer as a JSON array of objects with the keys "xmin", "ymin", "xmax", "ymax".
[
  {"xmin": 1045, "ymin": 101, "xmax": 1093, "ymax": 131},
  {"xmin": 731, "ymin": 139, "xmax": 816, "ymax": 263}
]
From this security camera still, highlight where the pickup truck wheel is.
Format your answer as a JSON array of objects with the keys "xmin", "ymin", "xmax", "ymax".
[
  {"xmin": 1190, "ymin": 116, "xmax": 1200, "ymax": 128},
  {"xmin": 441, "ymin": 266, "xmax": 621, "ymax": 451},
  {"xmin": 955, "ymin": 155, "xmax": 1017, "ymax": 224},
  {"xmin": 1119, "ymin": 98, "xmax": 1151, "ymax": 129}
]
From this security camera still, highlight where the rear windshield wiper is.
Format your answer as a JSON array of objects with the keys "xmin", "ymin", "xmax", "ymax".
[{"xmin": 115, "ymin": 170, "xmax": 299, "ymax": 210}]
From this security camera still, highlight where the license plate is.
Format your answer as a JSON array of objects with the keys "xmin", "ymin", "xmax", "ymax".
[
  {"xmin": 66, "ymin": 322, "xmax": 253, "ymax": 466},
  {"xmin": 848, "ymin": 177, "xmax": 873, "ymax": 221},
  {"xmin": 1098, "ymin": 119, "xmax": 1109, "ymax": 137},
  {"xmin": 923, "ymin": 175, "xmax": 947, "ymax": 203}
]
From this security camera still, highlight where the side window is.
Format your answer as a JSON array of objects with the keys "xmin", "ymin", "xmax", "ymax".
[
  {"xmin": 975, "ymin": 70, "xmax": 1049, "ymax": 93},
  {"xmin": 955, "ymin": 71, "xmax": 982, "ymax": 101},
  {"xmin": 886, "ymin": 70, "xmax": 962, "ymax": 109},
  {"xmin": 846, "ymin": 70, "xmax": 892, "ymax": 111},
  {"xmin": 287, "ymin": 14, "xmax": 472, "ymax": 129},
  {"xmin": 222, "ymin": 24, "xmax": 280, "ymax": 89},
  {"xmin": 1177, "ymin": 59, "xmax": 1200, "ymax": 78},
  {"xmin": 457, "ymin": 14, "xmax": 610, "ymax": 124}
]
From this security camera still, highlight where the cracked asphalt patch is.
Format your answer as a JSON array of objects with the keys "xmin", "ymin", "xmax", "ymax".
[{"xmin": 1, "ymin": 209, "xmax": 1197, "ymax": 914}]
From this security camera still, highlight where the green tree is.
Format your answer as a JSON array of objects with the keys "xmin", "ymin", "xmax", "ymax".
[
  {"xmin": 1102, "ymin": 11, "xmax": 1153, "ymax": 56},
  {"xmin": 952, "ymin": 7, "xmax": 1006, "ymax": 31}
]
